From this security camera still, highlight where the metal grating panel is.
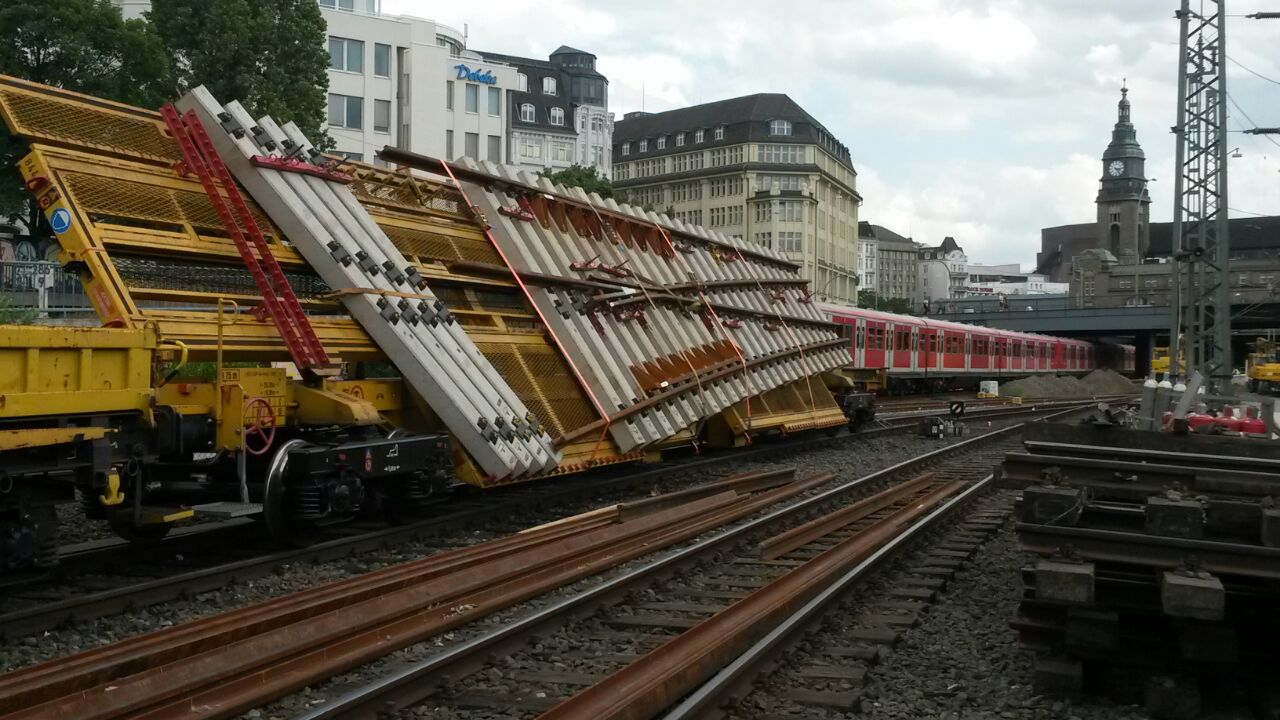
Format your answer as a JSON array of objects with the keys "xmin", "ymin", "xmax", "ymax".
[
  {"xmin": 518, "ymin": 345, "xmax": 599, "ymax": 434},
  {"xmin": 381, "ymin": 224, "xmax": 504, "ymax": 267},
  {"xmin": 63, "ymin": 170, "xmax": 278, "ymax": 237},
  {"xmin": 0, "ymin": 87, "xmax": 179, "ymax": 163},
  {"xmin": 115, "ymin": 256, "xmax": 329, "ymax": 300}
]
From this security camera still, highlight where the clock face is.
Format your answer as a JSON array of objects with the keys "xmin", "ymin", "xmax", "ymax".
[{"xmin": 1108, "ymin": 160, "xmax": 1125, "ymax": 177}]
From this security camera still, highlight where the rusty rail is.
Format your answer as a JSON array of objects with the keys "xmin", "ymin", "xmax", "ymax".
[{"xmin": 536, "ymin": 478, "xmax": 964, "ymax": 720}]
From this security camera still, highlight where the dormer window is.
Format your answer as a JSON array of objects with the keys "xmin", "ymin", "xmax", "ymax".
[
  {"xmin": 675, "ymin": 132, "xmax": 685, "ymax": 146},
  {"xmin": 543, "ymin": 77, "xmax": 557, "ymax": 95},
  {"xmin": 713, "ymin": 125, "xmax": 725, "ymax": 140},
  {"xmin": 694, "ymin": 129, "xmax": 704, "ymax": 143},
  {"xmin": 639, "ymin": 138, "xmax": 648, "ymax": 152},
  {"xmin": 656, "ymin": 136, "xmax": 666, "ymax": 150},
  {"xmin": 770, "ymin": 119, "xmax": 792, "ymax": 136},
  {"xmin": 621, "ymin": 141, "xmax": 630, "ymax": 156}
]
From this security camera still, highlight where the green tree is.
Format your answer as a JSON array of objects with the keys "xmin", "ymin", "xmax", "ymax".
[
  {"xmin": 539, "ymin": 164, "xmax": 614, "ymax": 199},
  {"xmin": 857, "ymin": 289, "xmax": 915, "ymax": 315},
  {"xmin": 148, "ymin": 0, "xmax": 331, "ymax": 147},
  {"xmin": 0, "ymin": 0, "xmax": 174, "ymax": 228}
]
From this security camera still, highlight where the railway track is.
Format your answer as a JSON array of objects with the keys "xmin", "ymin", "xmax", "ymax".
[
  {"xmin": 0, "ymin": 405, "xmax": 1100, "ymax": 720},
  {"xmin": 0, "ymin": 398, "xmax": 1116, "ymax": 641}
]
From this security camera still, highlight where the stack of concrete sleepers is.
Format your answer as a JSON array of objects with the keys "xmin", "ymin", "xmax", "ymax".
[
  {"xmin": 176, "ymin": 87, "xmax": 559, "ymax": 480},
  {"xmin": 456, "ymin": 158, "xmax": 846, "ymax": 453}
]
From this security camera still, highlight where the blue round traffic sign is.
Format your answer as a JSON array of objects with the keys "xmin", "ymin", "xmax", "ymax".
[{"xmin": 50, "ymin": 208, "xmax": 72, "ymax": 234}]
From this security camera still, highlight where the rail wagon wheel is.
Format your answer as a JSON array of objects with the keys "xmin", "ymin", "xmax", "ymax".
[{"xmin": 261, "ymin": 438, "xmax": 320, "ymax": 547}]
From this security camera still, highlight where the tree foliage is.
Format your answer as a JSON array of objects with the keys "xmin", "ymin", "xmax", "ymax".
[
  {"xmin": 856, "ymin": 289, "xmax": 915, "ymax": 315},
  {"xmin": 0, "ymin": 0, "xmax": 174, "ymax": 227},
  {"xmin": 149, "ymin": 0, "xmax": 331, "ymax": 147},
  {"xmin": 539, "ymin": 164, "xmax": 614, "ymax": 199}
]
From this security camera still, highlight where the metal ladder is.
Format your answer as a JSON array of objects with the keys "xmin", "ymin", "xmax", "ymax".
[{"xmin": 160, "ymin": 104, "xmax": 330, "ymax": 371}]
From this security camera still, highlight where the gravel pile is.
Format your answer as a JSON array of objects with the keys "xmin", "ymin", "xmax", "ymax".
[
  {"xmin": 1003, "ymin": 369, "xmax": 1134, "ymax": 399},
  {"xmin": 860, "ymin": 499, "xmax": 1151, "ymax": 720}
]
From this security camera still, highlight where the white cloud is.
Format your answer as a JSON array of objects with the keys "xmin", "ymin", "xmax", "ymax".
[{"xmin": 382, "ymin": 0, "xmax": 1280, "ymax": 268}]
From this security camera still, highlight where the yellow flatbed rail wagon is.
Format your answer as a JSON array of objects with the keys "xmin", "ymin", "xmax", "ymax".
[{"xmin": 0, "ymin": 76, "xmax": 849, "ymax": 575}]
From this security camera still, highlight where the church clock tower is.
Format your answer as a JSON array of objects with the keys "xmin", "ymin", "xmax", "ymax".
[{"xmin": 1096, "ymin": 85, "xmax": 1151, "ymax": 261}]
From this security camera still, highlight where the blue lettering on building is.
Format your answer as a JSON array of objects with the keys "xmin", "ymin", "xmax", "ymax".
[{"xmin": 454, "ymin": 64, "xmax": 497, "ymax": 85}]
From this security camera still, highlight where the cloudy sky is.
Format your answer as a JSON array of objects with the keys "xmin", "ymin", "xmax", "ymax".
[{"xmin": 386, "ymin": 0, "xmax": 1280, "ymax": 267}]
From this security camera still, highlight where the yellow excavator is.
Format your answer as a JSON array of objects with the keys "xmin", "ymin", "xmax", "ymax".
[{"xmin": 1246, "ymin": 337, "xmax": 1280, "ymax": 394}]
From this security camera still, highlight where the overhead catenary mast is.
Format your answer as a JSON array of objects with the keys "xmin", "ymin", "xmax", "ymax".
[{"xmin": 1169, "ymin": 0, "xmax": 1232, "ymax": 389}]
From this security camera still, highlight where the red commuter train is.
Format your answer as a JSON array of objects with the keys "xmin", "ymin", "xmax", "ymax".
[{"xmin": 818, "ymin": 304, "xmax": 1135, "ymax": 392}]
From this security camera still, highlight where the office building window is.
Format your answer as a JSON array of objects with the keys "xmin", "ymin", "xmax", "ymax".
[
  {"xmin": 656, "ymin": 136, "xmax": 666, "ymax": 150},
  {"xmin": 335, "ymin": 150, "xmax": 362, "ymax": 161},
  {"xmin": 374, "ymin": 43, "xmax": 391, "ymax": 77},
  {"xmin": 758, "ymin": 144, "xmax": 804, "ymax": 163},
  {"xmin": 373, "ymin": 99, "xmax": 390, "ymax": 133},
  {"xmin": 465, "ymin": 132, "xmax": 479, "ymax": 159},
  {"xmin": 777, "ymin": 231, "xmax": 802, "ymax": 253},
  {"xmin": 487, "ymin": 87, "xmax": 500, "ymax": 116},
  {"xmin": 520, "ymin": 103, "xmax": 535, "ymax": 122},
  {"xmin": 550, "ymin": 107, "xmax": 564, "ymax": 125},
  {"xmin": 591, "ymin": 115, "xmax": 604, "ymax": 132},
  {"xmin": 328, "ymin": 37, "xmax": 363, "ymax": 73},
  {"xmin": 320, "ymin": 0, "xmax": 357, "ymax": 9},
  {"xmin": 488, "ymin": 135, "xmax": 501, "ymax": 162},
  {"xmin": 465, "ymin": 84, "xmax": 478, "ymax": 113},
  {"xmin": 695, "ymin": 128, "xmax": 705, "ymax": 143},
  {"xmin": 621, "ymin": 142, "xmax": 630, "ymax": 156},
  {"xmin": 639, "ymin": 139, "xmax": 648, "ymax": 152},
  {"xmin": 714, "ymin": 125, "xmax": 725, "ymax": 140},
  {"xmin": 551, "ymin": 139, "xmax": 573, "ymax": 162},
  {"xmin": 445, "ymin": 81, "xmax": 453, "ymax": 110},
  {"xmin": 445, "ymin": 129, "xmax": 454, "ymax": 159},
  {"xmin": 327, "ymin": 93, "xmax": 362, "ymax": 129},
  {"xmin": 520, "ymin": 136, "xmax": 542, "ymax": 160},
  {"xmin": 517, "ymin": 73, "xmax": 528, "ymax": 92},
  {"xmin": 543, "ymin": 77, "xmax": 557, "ymax": 95},
  {"xmin": 770, "ymin": 119, "xmax": 792, "ymax": 136}
]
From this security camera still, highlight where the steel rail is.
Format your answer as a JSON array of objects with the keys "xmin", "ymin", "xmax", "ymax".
[
  {"xmin": 663, "ymin": 472, "xmax": 998, "ymax": 719},
  {"xmin": 0, "ymin": 398, "xmax": 1103, "ymax": 639},
  {"xmin": 295, "ymin": 404, "xmax": 1089, "ymax": 720}
]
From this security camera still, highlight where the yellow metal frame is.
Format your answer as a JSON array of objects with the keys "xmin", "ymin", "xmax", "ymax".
[{"xmin": 0, "ymin": 324, "xmax": 156, "ymax": 420}]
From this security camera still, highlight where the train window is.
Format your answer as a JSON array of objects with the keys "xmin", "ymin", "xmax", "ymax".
[
  {"xmin": 929, "ymin": 335, "xmax": 938, "ymax": 353},
  {"xmin": 841, "ymin": 323, "xmax": 853, "ymax": 340}
]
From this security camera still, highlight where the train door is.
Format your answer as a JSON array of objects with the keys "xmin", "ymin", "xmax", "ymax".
[
  {"xmin": 1011, "ymin": 339, "xmax": 1023, "ymax": 373},
  {"xmin": 911, "ymin": 327, "xmax": 921, "ymax": 373},
  {"xmin": 853, "ymin": 319, "xmax": 864, "ymax": 368},
  {"xmin": 865, "ymin": 320, "xmax": 886, "ymax": 369},
  {"xmin": 923, "ymin": 329, "xmax": 938, "ymax": 373},
  {"xmin": 892, "ymin": 324, "xmax": 912, "ymax": 371}
]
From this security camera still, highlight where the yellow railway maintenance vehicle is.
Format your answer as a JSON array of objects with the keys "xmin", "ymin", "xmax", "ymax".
[
  {"xmin": 1246, "ymin": 337, "xmax": 1280, "ymax": 394},
  {"xmin": 0, "ymin": 77, "xmax": 849, "ymax": 576}
]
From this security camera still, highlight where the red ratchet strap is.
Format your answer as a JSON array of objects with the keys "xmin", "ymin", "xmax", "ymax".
[
  {"xmin": 649, "ymin": 223, "xmax": 754, "ymax": 439},
  {"xmin": 437, "ymin": 161, "xmax": 614, "ymax": 446}
]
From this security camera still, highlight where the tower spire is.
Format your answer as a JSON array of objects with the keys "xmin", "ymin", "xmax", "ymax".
[{"xmin": 1118, "ymin": 81, "xmax": 1131, "ymax": 123}]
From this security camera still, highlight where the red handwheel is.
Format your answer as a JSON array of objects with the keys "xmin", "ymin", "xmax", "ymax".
[{"xmin": 243, "ymin": 396, "xmax": 277, "ymax": 456}]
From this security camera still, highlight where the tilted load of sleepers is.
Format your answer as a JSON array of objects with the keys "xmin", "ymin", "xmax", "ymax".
[
  {"xmin": 176, "ymin": 85, "xmax": 845, "ymax": 474},
  {"xmin": 454, "ymin": 158, "xmax": 848, "ymax": 454},
  {"xmin": 176, "ymin": 87, "xmax": 561, "ymax": 480}
]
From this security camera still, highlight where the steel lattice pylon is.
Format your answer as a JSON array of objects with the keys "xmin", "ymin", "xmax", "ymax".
[{"xmin": 1169, "ymin": 0, "xmax": 1232, "ymax": 388}]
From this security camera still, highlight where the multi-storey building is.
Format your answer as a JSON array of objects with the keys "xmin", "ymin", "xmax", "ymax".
[
  {"xmin": 918, "ymin": 236, "xmax": 968, "ymax": 308},
  {"xmin": 611, "ymin": 94, "xmax": 861, "ymax": 304},
  {"xmin": 857, "ymin": 224, "xmax": 877, "ymax": 293},
  {"xmin": 477, "ymin": 46, "xmax": 613, "ymax": 177},
  {"xmin": 858, "ymin": 223, "xmax": 918, "ymax": 303},
  {"xmin": 113, "ymin": 1, "xmax": 611, "ymax": 175}
]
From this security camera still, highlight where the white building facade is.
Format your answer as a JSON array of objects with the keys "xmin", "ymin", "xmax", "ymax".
[
  {"xmin": 319, "ymin": 6, "xmax": 518, "ymax": 165},
  {"xmin": 918, "ymin": 236, "xmax": 968, "ymax": 307}
]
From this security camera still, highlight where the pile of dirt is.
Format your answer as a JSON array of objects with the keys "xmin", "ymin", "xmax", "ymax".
[
  {"xmin": 1001, "ymin": 369, "xmax": 1135, "ymax": 399},
  {"xmin": 1081, "ymin": 368, "xmax": 1138, "ymax": 395}
]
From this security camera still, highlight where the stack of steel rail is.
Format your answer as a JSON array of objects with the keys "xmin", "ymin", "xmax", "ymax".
[
  {"xmin": 1004, "ymin": 422, "xmax": 1280, "ymax": 714},
  {"xmin": 0, "ymin": 408, "xmax": 1101, "ymax": 720}
]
